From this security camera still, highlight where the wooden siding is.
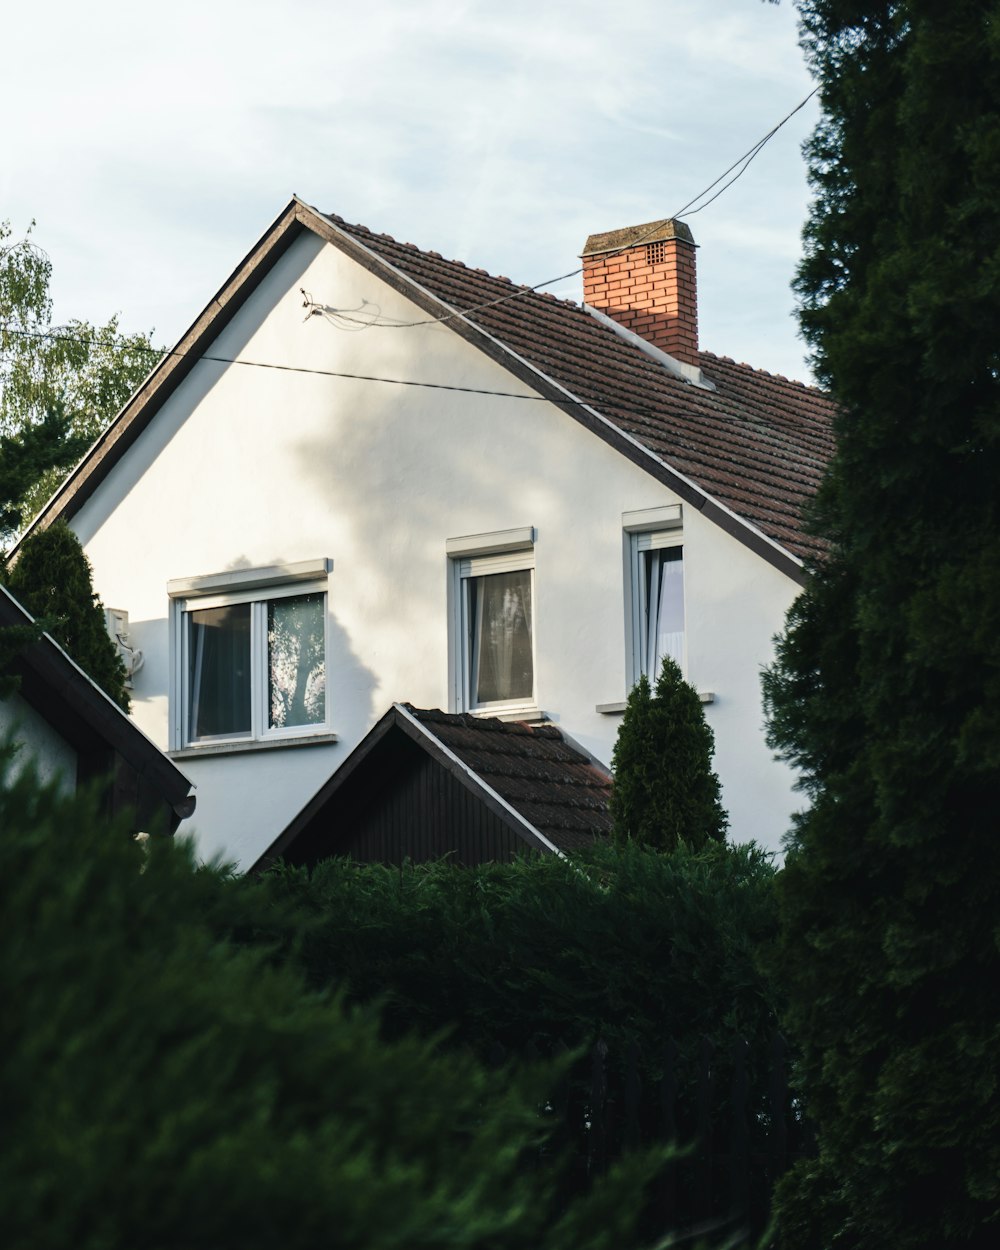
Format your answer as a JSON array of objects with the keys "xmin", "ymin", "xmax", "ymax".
[{"xmin": 281, "ymin": 735, "xmax": 535, "ymax": 867}]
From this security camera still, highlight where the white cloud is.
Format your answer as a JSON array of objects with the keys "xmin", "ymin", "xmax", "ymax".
[{"xmin": 1, "ymin": 0, "xmax": 818, "ymax": 380}]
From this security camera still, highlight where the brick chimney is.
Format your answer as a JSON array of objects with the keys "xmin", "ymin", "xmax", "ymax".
[{"xmin": 582, "ymin": 219, "xmax": 698, "ymax": 366}]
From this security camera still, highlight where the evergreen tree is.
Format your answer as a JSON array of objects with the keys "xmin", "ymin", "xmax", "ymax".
[
  {"xmin": 5, "ymin": 520, "xmax": 129, "ymax": 710},
  {"xmin": 764, "ymin": 3, "xmax": 1000, "ymax": 1247},
  {"xmin": 0, "ymin": 401, "xmax": 86, "ymax": 547},
  {"xmin": 0, "ymin": 403, "xmax": 88, "ymax": 698},
  {"xmin": 610, "ymin": 659, "xmax": 727, "ymax": 850}
]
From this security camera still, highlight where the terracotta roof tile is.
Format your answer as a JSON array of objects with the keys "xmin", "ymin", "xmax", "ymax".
[
  {"xmin": 330, "ymin": 217, "xmax": 836, "ymax": 562},
  {"xmin": 405, "ymin": 706, "xmax": 613, "ymax": 853}
]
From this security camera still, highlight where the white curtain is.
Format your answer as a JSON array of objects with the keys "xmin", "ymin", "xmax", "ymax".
[{"xmin": 471, "ymin": 570, "xmax": 533, "ymax": 704}]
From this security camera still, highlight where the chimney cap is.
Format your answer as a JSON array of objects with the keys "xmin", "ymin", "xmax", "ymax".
[{"xmin": 582, "ymin": 218, "xmax": 695, "ymax": 258}]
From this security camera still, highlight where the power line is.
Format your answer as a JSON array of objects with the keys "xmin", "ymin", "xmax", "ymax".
[
  {"xmin": 305, "ymin": 86, "xmax": 820, "ymax": 331},
  {"xmin": 0, "ymin": 324, "xmax": 680, "ymax": 422},
  {"xmin": 1, "ymin": 89, "xmax": 818, "ymax": 409},
  {"xmin": 670, "ymin": 87, "xmax": 818, "ymax": 220}
]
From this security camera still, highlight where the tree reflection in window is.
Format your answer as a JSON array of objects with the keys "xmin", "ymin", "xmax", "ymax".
[{"xmin": 267, "ymin": 592, "xmax": 326, "ymax": 729}]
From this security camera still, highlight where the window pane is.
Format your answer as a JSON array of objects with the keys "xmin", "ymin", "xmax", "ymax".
[
  {"xmin": 644, "ymin": 547, "xmax": 684, "ymax": 678},
  {"xmin": 268, "ymin": 592, "xmax": 326, "ymax": 729},
  {"xmin": 469, "ymin": 569, "xmax": 533, "ymax": 705},
  {"xmin": 188, "ymin": 603, "xmax": 251, "ymax": 739}
]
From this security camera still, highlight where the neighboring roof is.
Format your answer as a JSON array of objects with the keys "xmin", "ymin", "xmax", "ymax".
[
  {"xmin": 403, "ymin": 705, "xmax": 613, "ymax": 850},
  {"xmin": 253, "ymin": 702, "xmax": 613, "ymax": 871},
  {"xmin": 22, "ymin": 197, "xmax": 835, "ymax": 576},
  {"xmin": 0, "ymin": 586, "xmax": 195, "ymax": 831}
]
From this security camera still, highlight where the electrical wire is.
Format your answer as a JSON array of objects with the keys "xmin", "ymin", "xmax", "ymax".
[
  {"xmin": 302, "ymin": 86, "xmax": 820, "ymax": 330},
  {"xmin": 0, "ymin": 89, "xmax": 819, "ymax": 400},
  {"xmin": 0, "ymin": 324, "xmax": 676, "ymax": 422},
  {"xmin": 672, "ymin": 87, "xmax": 818, "ymax": 219}
]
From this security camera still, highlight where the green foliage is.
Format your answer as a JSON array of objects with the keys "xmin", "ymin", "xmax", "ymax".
[
  {"xmin": 0, "ymin": 753, "xmax": 668, "ymax": 1250},
  {"xmin": 253, "ymin": 839, "xmax": 777, "ymax": 1065},
  {"xmin": 0, "ymin": 219, "xmax": 157, "ymax": 527},
  {"xmin": 248, "ymin": 842, "xmax": 781, "ymax": 1239},
  {"xmin": 763, "ymin": 3, "xmax": 1000, "ymax": 1247},
  {"xmin": 610, "ymin": 659, "xmax": 728, "ymax": 850},
  {"xmin": 4, "ymin": 520, "xmax": 129, "ymax": 710},
  {"xmin": 0, "ymin": 400, "xmax": 86, "ymax": 549}
]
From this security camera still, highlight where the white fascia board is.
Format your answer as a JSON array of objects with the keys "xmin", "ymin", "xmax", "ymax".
[
  {"xmin": 301, "ymin": 203, "xmax": 803, "ymax": 578},
  {"xmin": 392, "ymin": 703, "xmax": 565, "ymax": 859}
]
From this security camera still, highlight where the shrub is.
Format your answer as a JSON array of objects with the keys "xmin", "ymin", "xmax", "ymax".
[
  {"xmin": 0, "ymin": 752, "xmax": 665, "ymax": 1250},
  {"xmin": 610, "ymin": 659, "xmax": 727, "ymax": 850}
]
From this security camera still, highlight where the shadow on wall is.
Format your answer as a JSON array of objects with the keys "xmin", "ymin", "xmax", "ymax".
[{"xmin": 286, "ymin": 344, "xmax": 615, "ymax": 693}]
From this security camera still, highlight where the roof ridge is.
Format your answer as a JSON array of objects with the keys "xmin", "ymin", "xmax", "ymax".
[
  {"xmin": 328, "ymin": 214, "xmax": 589, "ymax": 314},
  {"xmin": 699, "ymin": 349, "xmax": 827, "ymax": 396}
]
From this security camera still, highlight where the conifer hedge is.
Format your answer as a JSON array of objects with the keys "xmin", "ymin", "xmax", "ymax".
[
  {"xmin": 0, "ymin": 755, "xmax": 666, "ymax": 1250},
  {"xmin": 253, "ymin": 840, "xmax": 778, "ymax": 1067}
]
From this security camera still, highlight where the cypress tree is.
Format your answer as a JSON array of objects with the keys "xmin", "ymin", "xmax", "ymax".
[
  {"xmin": 764, "ymin": 3, "xmax": 1000, "ymax": 1247},
  {"xmin": 610, "ymin": 658, "xmax": 727, "ymax": 851},
  {"xmin": 6, "ymin": 520, "xmax": 129, "ymax": 710}
]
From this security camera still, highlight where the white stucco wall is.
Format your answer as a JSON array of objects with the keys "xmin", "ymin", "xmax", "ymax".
[
  {"xmin": 0, "ymin": 693, "xmax": 77, "ymax": 795},
  {"xmin": 72, "ymin": 230, "xmax": 802, "ymax": 868}
]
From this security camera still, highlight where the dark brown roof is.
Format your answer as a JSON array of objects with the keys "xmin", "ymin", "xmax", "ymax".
[
  {"xmin": 253, "ymin": 702, "xmax": 612, "ymax": 871},
  {"xmin": 404, "ymin": 706, "xmax": 613, "ymax": 853},
  {"xmin": 327, "ymin": 213, "xmax": 836, "ymax": 565}
]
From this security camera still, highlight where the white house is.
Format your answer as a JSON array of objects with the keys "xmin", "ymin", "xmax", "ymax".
[{"xmin": 21, "ymin": 197, "xmax": 834, "ymax": 868}]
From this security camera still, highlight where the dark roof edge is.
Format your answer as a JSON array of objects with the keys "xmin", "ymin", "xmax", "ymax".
[
  {"xmin": 301, "ymin": 204, "xmax": 806, "ymax": 586},
  {"xmin": 16, "ymin": 199, "xmax": 307, "ymax": 546},
  {"xmin": 0, "ymin": 586, "xmax": 195, "ymax": 822},
  {"xmin": 249, "ymin": 702, "xmax": 563, "ymax": 873}
]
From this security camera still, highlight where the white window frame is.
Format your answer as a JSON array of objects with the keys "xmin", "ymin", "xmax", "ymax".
[
  {"xmin": 623, "ymin": 506, "xmax": 685, "ymax": 688},
  {"xmin": 168, "ymin": 559, "xmax": 333, "ymax": 751},
  {"xmin": 446, "ymin": 528, "xmax": 537, "ymax": 717}
]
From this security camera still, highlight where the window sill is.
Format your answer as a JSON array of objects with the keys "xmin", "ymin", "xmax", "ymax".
[
  {"xmin": 467, "ymin": 707, "xmax": 548, "ymax": 724},
  {"xmin": 596, "ymin": 691, "xmax": 715, "ymax": 715},
  {"xmin": 169, "ymin": 731, "xmax": 339, "ymax": 760}
]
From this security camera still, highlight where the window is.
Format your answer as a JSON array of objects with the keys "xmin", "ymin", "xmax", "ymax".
[
  {"xmin": 624, "ymin": 506, "xmax": 684, "ymax": 686},
  {"xmin": 447, "ymin": 528, "xmax": 536, "ymax": 715},
  {"xmin": 168, "ymin": 559, "xmax": 332, "ymax": 749}
]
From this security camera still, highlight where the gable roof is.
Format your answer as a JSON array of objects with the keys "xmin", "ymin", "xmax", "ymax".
[
  {"xmin": 0, "ymin": 586, "xmax": 195, "ymax": 831},
  {"xmin": 22, "ymin": 198, "xmax": 835, "ymax": 578},
  {"xmin": 252, "ymin": 703, "xmax": 613, "ymax": 871},
  {"xmin": 326, "ymin": 214, "xmax": 835, "ymax": 569}
]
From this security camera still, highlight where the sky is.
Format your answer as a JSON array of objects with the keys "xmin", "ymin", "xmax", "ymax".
[{"xmin": 1, "ymin": 0, "xmax": 820, "ymax": 383}]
